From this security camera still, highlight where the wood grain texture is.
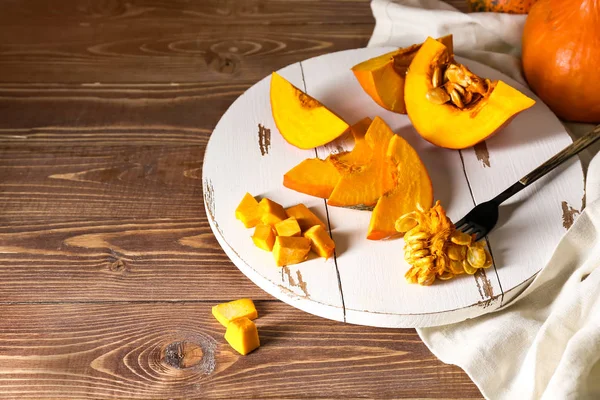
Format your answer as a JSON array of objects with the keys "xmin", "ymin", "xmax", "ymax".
[
  {"xmin": 0, "ymin": 0, "xmax": 480, "ymax": 397},
  {"xmin": 0, "ymin": 23, "xmax": 374, "ymax": 83},
  {"xmin": 0, "ymin": 302, "xmax": 482, "ymax": 399}
]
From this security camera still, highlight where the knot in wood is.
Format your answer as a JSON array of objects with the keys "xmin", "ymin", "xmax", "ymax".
[
  {"xmin": 162, "ymin": 341, "xmax": 204, "ymax": 370},
  {"xmin": 207, "ymin": 52, "xmax": 239, "ymax": 75},
  {"xmin": 108, "ymin": 258, "xmax": 127, "ymax": 273}
]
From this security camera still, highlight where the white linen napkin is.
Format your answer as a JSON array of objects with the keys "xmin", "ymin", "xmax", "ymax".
[{"xmin": 368, "ymin": 1, "xmax": 600, "ymax": 398}]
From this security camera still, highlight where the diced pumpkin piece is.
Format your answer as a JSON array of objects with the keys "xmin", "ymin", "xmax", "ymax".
[
  {"xmin": 212, "ymin": 298, "xmax": 258, "ymax": 328},
  {"xmin": 274, "ymin": 217, "xmax": 302, "ymax": 237},
  {"xmin": 404, "ymin": 37, "xmax": 535, "ymax": 149},
  {"xmin": 327, "ymin": 117, "xmax": 396, "ymax": 208},
  {"xmin": 367, "ymin": 134, "xmax": 434, "ymax": 240},
  {"xmin": 258, "ymin": 198, "xmax": 288, "ymax": 226},
  {"xmin": 235, "ymin": 193, "xmax": 261, "ymax": 228},
  {"xmin": 252, "ymin": 224, "xmax": 276, "ymax": 251},
  {"xmin": 352, "ymin": 35, "xmax": 453, "ymax": 114},
  {"xmin": 270, "ymin": 72, "xmax": 349, "ymax": 149},
  {"xmin": 285, "ymin": 204, "xmax": 327, "ymax": 231},
  {"xmin": 272, "ymin": 236, "xmax": 311, "ymax": 267},
  {"xmin": 224, "ymin": 317, "xmax": 260, "ymax": 355},
  {"xmin": 283, "ymin": 158, "xmax": 340, "ymax": 198},
  {"xmin": 304, "ymin": 225, "xmax": 336, "ymax": 259}
]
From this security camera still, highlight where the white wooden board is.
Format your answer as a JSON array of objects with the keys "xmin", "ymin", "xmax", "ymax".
[{"xmin": 202, "ymin": 48, "xmax": 584, "ymax": 328}]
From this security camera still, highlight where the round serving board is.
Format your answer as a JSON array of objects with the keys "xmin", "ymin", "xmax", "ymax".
[{"xmin": 203, "ymin": 47, "xmax": 584, "ymax": 328}]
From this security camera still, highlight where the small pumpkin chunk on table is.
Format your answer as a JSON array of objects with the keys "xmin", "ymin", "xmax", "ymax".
[
  {"xmin": 212, "ymin": 298, "xmax": 258, "ymax": 328},
  {"xmin": 224, "ymin": 317, "xmax": 261, "ymax": 356}
]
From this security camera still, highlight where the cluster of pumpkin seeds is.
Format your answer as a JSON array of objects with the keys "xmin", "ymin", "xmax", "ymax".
[
  {"xmin": 426, "ymin": 62, "xmax": 493, "ymax": 109},
  {"xmin": 395, "ymin": 201, "xmax": 492, "ymax": 286}
]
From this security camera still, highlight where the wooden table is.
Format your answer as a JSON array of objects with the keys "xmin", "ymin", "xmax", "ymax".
[{"xmin": 0, "ymin": 0, "xmax": 483, "ymax": 398}]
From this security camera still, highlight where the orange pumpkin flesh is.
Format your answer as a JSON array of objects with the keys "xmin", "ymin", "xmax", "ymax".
[
  {"xmin": 327, "ymin": 116, "xmax": 395, "ymax": 208},
  {"xmin": 270, "ymin": 72, "xmax": 349, "ymax": 149},
  {"xmin": 367, "ymin": 135, "xmax": 433, "ymax": 240},
  {"xmin": 522, "ymin": 0, "xmax": 600, "ymax": 123},
  {"xmin": 283, "ymin": 158, "xmax": 340, "ymax": 199},
  {"xmin": 328, "ymin": 117, "xmax": 373, "ymax": 173},
  {"xmin": 405, "ymin": 37, "xmax": 536, "ymax": 149},
  {"xmin": 352, "ymin": 35, "xmax": 453, "ymax": 114},
  {"xmin": 282, "ymin": 118, "xmax": 373, "ymax": 198}
]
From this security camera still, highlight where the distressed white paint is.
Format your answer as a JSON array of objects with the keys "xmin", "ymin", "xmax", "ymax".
[{"xmin": 203, "ymin": 48, "xmax": 584, "ymax": 328}]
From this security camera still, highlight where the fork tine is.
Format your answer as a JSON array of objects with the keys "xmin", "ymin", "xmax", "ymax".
[
  {"xmin": 454, "ymin": 218, "xmax": 467, "ymax": 229},
  {"xmin": 474, "ymin": 231, "xmax": 486, "ymax": 242},
  {"xmin": 463, "ymin": 225, "xmax": 477, "ymax": 235}
]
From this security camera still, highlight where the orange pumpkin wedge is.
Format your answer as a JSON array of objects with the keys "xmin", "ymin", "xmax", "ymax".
[
  {"xmin": 352, "ymin": 35, "xmax": 453, "ymax": 114},
  {"xmin": 404, "ymin": 37, "xmax": 535, "ymax": 149},
  {"xmin": 270, "ymin": 72, "xmax": 349, "ymax": 149},
  {"xmin": 327, "ymin": 116, "xmax": 395, "ymax": 208},
  {"xmin": 367, "ymin": 134, "xmax": 433, "ymax": 240}
]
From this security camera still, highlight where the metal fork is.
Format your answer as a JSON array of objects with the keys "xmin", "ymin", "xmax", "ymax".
[{"xmin": 455, "ymin": 124, "xmax": 600, "ymax": 241}]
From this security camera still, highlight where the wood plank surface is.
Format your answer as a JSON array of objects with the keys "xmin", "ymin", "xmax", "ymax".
[
  {"xmin": 0, "ymin": 0, "xmax": 481, "ymax": 398},
  {"xmin": 0, "ymin": 302, "xmax": 482, "ymax": 399}
]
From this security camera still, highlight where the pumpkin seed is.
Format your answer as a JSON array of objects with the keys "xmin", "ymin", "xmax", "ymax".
[
  {"xmin": 449, "ymin": 259, "xmax": 464, "ymax": 275},
  {"xmin": 404, "ymin": 228, "xmax": 429, "ymax": 242},
  {"xmin": 450, "ymin": 89, "xmax": 465, "ymax": 108},
  {"xmin": 409, "ymin": 240, "xmax": 427, "ymax": 251},
  {"xmin": 418, "ymin": 272, "xmax": 436, "ymax": 286},
  {"xmin": 450, "ymin": 230, "xmax": 472, "ymax": 246},
  {"xmin": 432, "ymin": 66, "xmax": 443, "ymax": 88},
  {"xmin": 426, "ymin": 87, "xmax": 451, "ymax": 104},
  {"xmin": 413, "ymin": 255, "xmax": 435, "ymax": 268},
  {"xmin": 395, "ymin": 212, "xmax": 419, "ymax": 233},
  {"xmin": 463, "ymin": 259, "xmax": 478, "ymax": 275},
  {"xmin": 467, "ymin": 246, "xmax": 486, "ymax": 268},
  {"xmin": 447, "ymin": 243, "xmax": 466, "ymax": 261},
  {"xmin": 411, "ymin": 249, "xmax": 430, "ymax": 259},
  {"xmin": 438, "ymin": 271, "xmax": 454, "ymax": 280}
]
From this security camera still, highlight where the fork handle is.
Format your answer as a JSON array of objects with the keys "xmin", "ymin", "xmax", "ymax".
[{"xmin": 492, "ymin": 124, "xmax": 600, "ymax": 205}]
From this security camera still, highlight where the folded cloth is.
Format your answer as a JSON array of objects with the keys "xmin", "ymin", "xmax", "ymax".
[{"xmin": 368, "ymin": 1, "xmax": 600, "ymax": 398}]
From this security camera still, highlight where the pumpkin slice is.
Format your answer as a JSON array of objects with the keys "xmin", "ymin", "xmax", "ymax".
[
  {"xmin": 404, "ymin": 37, "xmax": 535, "ymax": 149},
  {"xmin": 367, "ymin": 135, "xmax": 433, "ymax": 240},
  {"xmin": 327, "ymin": 117, "xmax": 373, "ymax": 174},
  {"xmin": 283, "ymin": 158, "xmax": 340, "ymax": 198},
  {"xmin": 327, "ymin": 117, "xmax": 395, "ymax": 208},
  {"xmin": 270, "ymin": 72, "xmax": 349, "ymax": 149},
  {"xmin": 352, "ymin": 35, "xmax": 453, "ymax": 114}
]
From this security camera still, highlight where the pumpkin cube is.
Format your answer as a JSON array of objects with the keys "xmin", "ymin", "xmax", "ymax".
[
  {"xmin": 258, "ymin": 198, "xmax": 287, "ymax": 226},
  {"xmin": 212, "ymin": 298, "xmax": 258, "ymax": 328},
  {"xmin": 252, "ymin": 224, "xmax": 276, "ymax": 251},
  {"xmin": 224, "ymin": 317, "xmax": 260, "ymax": 356},
  {"xmin": 274, "ymin": 217, "xmax": 301, "ymax": 237},
  {"xmin": 304, "ymin": 225, "xmax": 336, "ymax": 258},
  {"xmin": 285, "ymin": 204, "xmax": 327, "ymax": 231},
  {"xmin": 235, "ymin": 193, "xmax": 262, "ymax": 228},
  {"xmin": 272, "ymin": 236, "xmax": 311, "ymax": 267}
]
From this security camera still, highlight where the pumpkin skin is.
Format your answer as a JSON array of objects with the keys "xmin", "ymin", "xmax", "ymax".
[
  {"xmin": 467, "ymin": 0, "xmax": 537, "ymax": 13},
  {"xmin": 522, "ymin": 0, "xmax": 600, "ymax": 123},
  {"xmin": 351, "ymin": 35, "xmax": 453, "ymax": 114},
  {"xmin": 404, "ymin": 37, "xmax": 535, "ymax": 149}
]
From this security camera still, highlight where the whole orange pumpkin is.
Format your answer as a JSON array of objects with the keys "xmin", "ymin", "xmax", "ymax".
[
  {"xmin": 522, "ymin": 0, "xmax": 600, "ymax": 123},
  {"xmin": 467, "ymin": 0, "xmax": 537, "ymax": 13}
]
